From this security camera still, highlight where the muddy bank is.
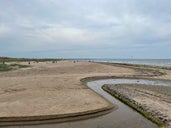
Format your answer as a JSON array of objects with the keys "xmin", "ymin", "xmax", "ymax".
[
  {"xmin": 102, "ymin": 84, "xmax": 171, "ymax": 127},
  {"xmin": 0, "ymin": 106, "xmax": 113, "ymax": 126}
]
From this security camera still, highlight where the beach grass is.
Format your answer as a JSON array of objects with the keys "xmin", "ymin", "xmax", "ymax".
[
  {"xmin": 0, "ymin": 63, "xmax": 30, "ymax": 72},
  {"xmin": 0, "ymin": 57, "xmax": 63, "ymax": 62},
  {"xmin": 0, "ymin": 64, "xmax": 13, "ymax": 71}
]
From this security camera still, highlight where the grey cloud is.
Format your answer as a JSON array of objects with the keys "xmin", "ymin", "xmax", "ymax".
[{"xmin": 0, "ymin": 0, "xmax": 171, "ymax": 58}]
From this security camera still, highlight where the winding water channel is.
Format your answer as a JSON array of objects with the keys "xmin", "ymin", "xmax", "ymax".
[{"xmin": 8, "ymin": 78, "xmax": 171, "ymax": 128}]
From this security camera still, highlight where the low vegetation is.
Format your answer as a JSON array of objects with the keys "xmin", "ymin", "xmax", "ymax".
[
  {"xmin": 0, "ymin": 57, "xmax": 63, "ymax": 62},
  {"xmin": 0, "ymin": 63, "xmax": 30, "ymax": 72}
]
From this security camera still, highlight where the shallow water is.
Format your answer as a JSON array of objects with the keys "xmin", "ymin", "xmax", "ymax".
[{"xmin": 6, "ymin": 79, "xmax": 171, "ymax": 128}]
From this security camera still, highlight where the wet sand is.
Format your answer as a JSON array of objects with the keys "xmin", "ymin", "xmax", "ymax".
[{"xmin": 103, "ymin": 83, "xmax": 171, "ymax": 127}]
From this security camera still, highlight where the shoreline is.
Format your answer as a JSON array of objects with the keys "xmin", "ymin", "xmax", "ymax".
[{"xmin": 0, "ymin": 105, "xmax": 114, "ymax": 126}]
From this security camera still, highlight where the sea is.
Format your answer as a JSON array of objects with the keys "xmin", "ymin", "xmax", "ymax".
[{"xmin": 76, "ymin": 59, "xmax": 171, "ymax": 67}]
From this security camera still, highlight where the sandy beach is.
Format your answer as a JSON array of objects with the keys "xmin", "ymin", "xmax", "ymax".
[
  {"xmin": 0, "ymin": 60, "xmax": 171, "ymax": 126},
  {"xmin": 0, "ymin": 61, "xmax": 134, "ymax": 118}
]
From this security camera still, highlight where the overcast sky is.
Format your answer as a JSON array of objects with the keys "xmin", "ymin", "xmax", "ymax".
[{"xmin": 0, "ymin": 0, "xmax": 171, "ymax": 59}]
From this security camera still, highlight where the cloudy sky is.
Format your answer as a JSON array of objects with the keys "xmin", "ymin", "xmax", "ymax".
[{"xmin": 0, "ymin": 0, "xmax": 171, "ymax": 59}]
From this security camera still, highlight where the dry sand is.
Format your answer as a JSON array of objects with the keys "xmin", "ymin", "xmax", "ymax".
[{"xmin": 0, "ymin": 61, "xmax": 135, "ymax": 118}]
